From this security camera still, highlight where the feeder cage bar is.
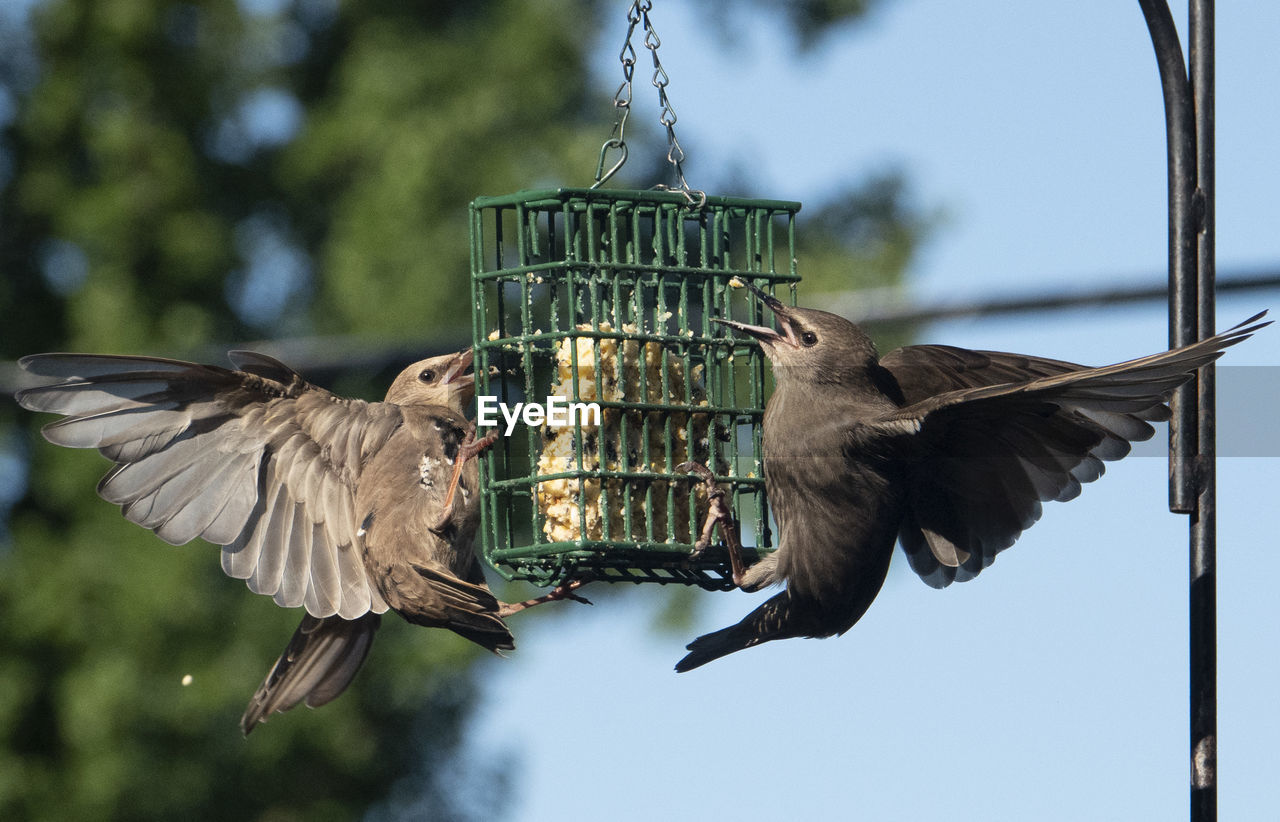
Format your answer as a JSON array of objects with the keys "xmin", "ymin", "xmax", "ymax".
[{"xmin": 470, "ymin": 188, "xmax": 800, "ymax": 590}]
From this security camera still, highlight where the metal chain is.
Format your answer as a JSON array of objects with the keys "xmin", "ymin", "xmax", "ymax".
[
  {"xmin": 591, "ymin": 1, "xmax": 705, "ymax": 207},
  {"xmin": 640, "ymin": 6, "xmax": 704, "ymax": 206},
  {"xmin": 590, "ymin": 2, "xmax": 641, "ymax": 190}
]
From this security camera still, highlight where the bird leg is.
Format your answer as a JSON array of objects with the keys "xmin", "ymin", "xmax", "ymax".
[
  {"xmin": 497, "ymin": 579, "xmax": 593, "ymax": 617},
  {"xmin": 430, "ymin": 427, "xmax": 499, "ymax": 534},
  {"xmin": 677, "ymin": 461, "xmax": 749, "ymax": 588}
]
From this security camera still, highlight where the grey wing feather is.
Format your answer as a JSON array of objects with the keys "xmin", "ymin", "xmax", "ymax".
[
  {"xmin": 877, "ymin": 313, "xmax": 1268, "ymax": 587},
  {"xmin": 304, "ymin": 520, "xmax": 341, "ymax": 616},
  {"xmin": 15, "ymin": 352, "xmax": 397, "ymax": 619},
  {"xmin": 18, "ymin": 353, "xmax": 197, "ymax": 379}
]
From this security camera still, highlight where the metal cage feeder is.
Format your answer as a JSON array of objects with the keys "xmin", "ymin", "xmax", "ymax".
[{"xmin": 470, "ymin": 187, "xmax": 800, "ymax": 589}]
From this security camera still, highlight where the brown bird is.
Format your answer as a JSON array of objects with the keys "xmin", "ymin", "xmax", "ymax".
[
  {"xmin": 675, "ymin": 284, "xmax": 1268, "ymax": 671},
  {"xmin": 16, "ymin": 348, "xmax": 521, "ymax": 733}
]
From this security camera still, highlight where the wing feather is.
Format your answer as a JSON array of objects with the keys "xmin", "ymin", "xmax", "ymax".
[
  {"xmin": 278, "ymin": 500, "xmax": 312, "ymax": 609},
  {"xmin": 16, "ymin": 352, "xmax": 403, "ymax": 618},
  {"xmin": 246, "ymin": 480, "xmax": 292, "ymax": 600},
  {"xmin": 305, "ymin": 520, "xmax": 341, "ymax": 617},
  {"xmin": 878, "ymin": 313, "xmax": 1268, "ymax": 587}
]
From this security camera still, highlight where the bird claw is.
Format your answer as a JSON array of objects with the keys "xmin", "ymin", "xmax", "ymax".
[
  {"xmin": 498, "ymin": 578, "xmax": 593, "ymax": 617},
  {"xmin": 459, "ymin": 427, "xmax": 500, "ymax": 460},
  {"xmin": 557, "ymin": 590, "xmax": 593, "ymax": 607},
  {"xmin": 432, "ymin": 427, "xmax": 500, "ymax": 536},
  {"xmin": 678, "ymin": 461, "xmax": 749, "ymax": 587}
]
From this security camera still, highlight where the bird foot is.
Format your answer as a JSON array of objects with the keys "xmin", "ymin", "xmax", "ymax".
[
  {"xmin": 429, "ymin": 427, "xmax": 500, "ymax": 535},
  {"xmin": 676, "ymin": 461, "xmax": 749, "ymax": 588},
  {"xmin": 498, "ymin": 579, "xmax": 593, "ymax": 618}
]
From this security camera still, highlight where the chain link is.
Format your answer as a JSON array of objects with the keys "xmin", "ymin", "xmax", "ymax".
[
  {"xmin": 591, "ymin": 2, "xmax": 641, "ymax": 189},
  {"xmin": 591, "ymin": 0, "xmax": 704, "ymax": 207}
]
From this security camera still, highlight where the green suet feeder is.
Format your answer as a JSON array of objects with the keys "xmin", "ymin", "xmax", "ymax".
[
  {"xmin": 468, "ymin": 2, "xmax": 801, "ymax": 589},
  {"xmin": 470, "ymin": 188, "xmax": 800, "ymax": 589}
]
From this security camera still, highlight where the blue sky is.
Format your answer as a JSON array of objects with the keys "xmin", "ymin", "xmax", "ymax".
[{"xmin": 468, "ymin": 3, "xmax": 1280, "ymax": 820}]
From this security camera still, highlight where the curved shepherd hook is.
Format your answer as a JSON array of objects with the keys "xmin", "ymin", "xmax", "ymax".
[{"xmin": 1136, "ymin": 1, "xmax": 1217, "ymax": 820}]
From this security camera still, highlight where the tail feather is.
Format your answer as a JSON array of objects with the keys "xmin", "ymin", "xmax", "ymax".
[
  {"xmin": 675, "ymin": 591, "xmax": 803, "ymax": 673},
  {"xmin": 445, "ymin": 618, "xmax": 516, "ymax": 654},
  {"xmin": 405, "ymin": 563, "xmax": 516, "ymax": 653},
  {"xmin": 241, "ymin": 613, "xmax": 381, "ymax": 735}
]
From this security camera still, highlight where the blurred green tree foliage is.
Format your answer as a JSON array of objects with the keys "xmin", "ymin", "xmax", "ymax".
[{"xmin": 0, "ymin": 0, "xmax": 922, "ymax": 819}]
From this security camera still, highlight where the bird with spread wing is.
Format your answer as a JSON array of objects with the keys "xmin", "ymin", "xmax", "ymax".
[
  {"xmin": 676, "ymin": 283, "xmax": 1268, "ymax": 672},
  {"xmin": 16, "ymin": 348, "xmax": 578, "ymax": 733}
]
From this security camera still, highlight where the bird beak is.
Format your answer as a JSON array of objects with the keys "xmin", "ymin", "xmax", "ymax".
[
  {"xmin": 714, "ymin": 281, "xmax": 800, "ymax": 347},
  {"xmin": 440, "ymin": 348, "xmax": 475, "ymax": 387}
]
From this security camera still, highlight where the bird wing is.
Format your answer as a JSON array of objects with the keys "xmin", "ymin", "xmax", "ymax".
[
  {"xmin": 878, "ymin": 344, "xmax": 1085, "ymax": 402},
  {"xmin": 15, "ymin": 351, "xmax": 400, "ymax": 619},
  {"xmin": 872, "ymin": 312, "xmax": 1268, "ymax": 588}
]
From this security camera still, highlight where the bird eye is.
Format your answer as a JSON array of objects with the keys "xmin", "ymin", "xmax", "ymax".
[
  {"xmin": 418, "ymin": 369, "xmax": 436, "ymax": 383},
  {"xmin": 800, "ymin": 331, "xmax": 818, "ymax": 347}
]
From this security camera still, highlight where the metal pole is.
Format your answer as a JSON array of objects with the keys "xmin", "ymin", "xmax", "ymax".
[
  {"xmin": 1189, "ymin": 2, "xmax": 1217, "ymax": 819},
  {"xmin": 1137, "ymin": 2, "xmax": 1217, "ymax": 819}
]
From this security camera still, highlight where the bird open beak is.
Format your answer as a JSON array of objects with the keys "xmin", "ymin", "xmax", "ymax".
[
  {"xmin": 713, "ymin": 280, "xmax": 800, "ymax": 347},
  {"xmin": 439, "ymin": 348, "xmax": 475, "ymax": 387}
]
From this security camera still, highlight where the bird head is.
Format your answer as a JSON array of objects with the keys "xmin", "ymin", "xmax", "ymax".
[
  {"xmin": 715, "ymin": 281, "xmax": 879, "ymax": 385},
  {"xmin": 386, "ymin": 349, "xmax": 476, "ymax": 411}
]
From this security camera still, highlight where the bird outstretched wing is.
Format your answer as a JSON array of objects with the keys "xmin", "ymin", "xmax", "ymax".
[
  {"xmin": 878, "ymin": 344, "xmax": 1084, "ymax": 399},
  {"xmin": 15, "ymin": 351, "xmax": 401, "ymax": 619},
  {"xmin": 872, "ymin": 312, "xmax": 1268, "ymax": 588}
]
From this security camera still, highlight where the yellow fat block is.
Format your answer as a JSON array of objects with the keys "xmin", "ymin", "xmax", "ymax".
[{"xmin": 535, "ymin": 322, "xmax": 714, "ymax": 545}]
